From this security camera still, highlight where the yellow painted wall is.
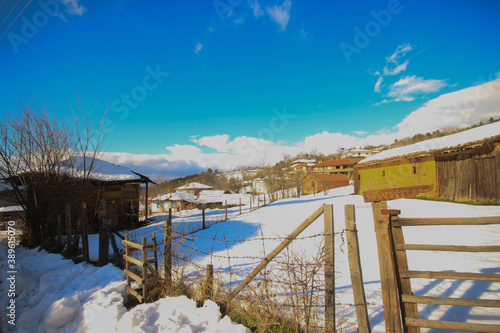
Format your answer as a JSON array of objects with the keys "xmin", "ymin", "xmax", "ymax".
[{"xmin": 356, "ymin": 156, "xmax": 438, "ymax": 198}]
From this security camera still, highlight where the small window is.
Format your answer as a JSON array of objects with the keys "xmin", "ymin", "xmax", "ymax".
[
  {"xmin": 413, "ymin": 166, "xmax": 417, "ymax": 174},
  {"xmin": 358, "ymin": 174, "xmax": 361, "ymax": 180},
  {"xmin": 382, "ymin": 170, "xmax": 385, "ymax": 177}
]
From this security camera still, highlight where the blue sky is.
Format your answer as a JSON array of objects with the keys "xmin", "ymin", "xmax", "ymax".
[{"xmin": 1, "ymin": 0, "xmax": 500, "ymax": 179}]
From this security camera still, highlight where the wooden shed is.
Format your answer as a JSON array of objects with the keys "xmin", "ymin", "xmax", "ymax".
[
  {"xmin": 354, "ymin": 122, "xmax": 500, "ymax": 203},
  {"xmin": 302, "ymin": 173, "xmax": 350, "ymax": 195}
]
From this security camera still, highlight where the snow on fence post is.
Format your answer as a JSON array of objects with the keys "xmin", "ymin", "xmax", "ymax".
[
  {"xmin": 81, "ymin": 202, "xmax": 89, "ymax": 262},
  {"xmin": 164, "ymin": 209, "xmax": 172, "ymax": 290},
  {"xmin": 323, "ymin": 204, "xmax": 335, "ymax": 332},
  {"xmin": 372, "ymin": 201, "xmax": 402, "ymax": 333},
  {"xmin": 65, "ymin": 202, "xmax": 72, "ymax": 254},
  {"xmin": 345, "ymin": 205, "xmax": 370, "ymax": 333}
]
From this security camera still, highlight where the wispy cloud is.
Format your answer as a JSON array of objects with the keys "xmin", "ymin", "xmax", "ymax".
[
  {"xmin": 388, "ymin": 75, "xmax": 447, "ymax": 102},
  {"xmin": 266, "ymin": 0, "xmax": 292, "ymax": 31},
  {"xmin": 373, "ymin": 43, "xmax": 446, "ymax": 102},
  {"xmin": 194, "ymin": 43, "xmax": 203, "ymax": 54},
  {"xmin": 249, "ymin": 0, "xmax": 264, "ymax": 17},
  {"xmin": 61, "ymin": 0, "xmax": 86, "ymax": 16}
]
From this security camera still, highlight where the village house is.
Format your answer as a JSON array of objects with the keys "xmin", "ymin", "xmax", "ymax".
[
  {"xmin": 310, "ymin": 158, "xmax": 364, "ymax": 178},
  {"xmin": 302, "ymin": 173, "xmax": 350, "ymax": 195},
  {"xmin": 176, "ymin": 182, "xmax": 213, "ymax": 196},
  {"xmin": 152, "ymin": 191, "xmax": 199, "ymax": 213},
  {"xmin": 291, "ymin": 162, "xmax": 315, "ymax": 174},
  {"xmin": 354, "ymin": 122, "xmax": 500, "ymax": 203},
  {"xmin": 290, "ymin": 159, "xmax": 316, "ymax": 168},
  {"xmin": 341, "ymin": 148, "xmax": 373, "ymax": 159},
  {"xmin": 6, "ymin": 157, "xmax": 153, "ymax": 232},
  {"xmin": 0, "ymin": 205, "xmax": 25, "ymax": 231}
]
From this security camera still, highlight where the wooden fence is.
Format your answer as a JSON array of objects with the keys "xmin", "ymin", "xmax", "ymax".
[
  {"xmin": 372, "ymin": 201, "xmax": 500, "ymax": 332},
  {"xmin": 122, "ymin": 233, "xmax": 159, "ymax": 303}
]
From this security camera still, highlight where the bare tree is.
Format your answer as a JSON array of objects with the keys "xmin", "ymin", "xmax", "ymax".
[{"xmin": 0, "ymin": 100, "xmax": 105, "ymax": 250}]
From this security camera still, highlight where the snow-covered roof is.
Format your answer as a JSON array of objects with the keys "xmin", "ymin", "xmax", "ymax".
[
  {"xmin": 176, "ymin": 182, "xmax": 213, "ymax": 190},
  {"xmin": 61, "ymin": 156, "xmax": 149, "ymax": 182},
  {"xmin": 292, "ymin": 159, "xmax": 316, "ymax": 165},
  {"xmin": 153, "ymin": 192, "xmax": 199, "ymax": 204},
  {"xmin": 198, "ymin": 190, "xmax": 229, "ymax": 197},
  {"xmin": 0, "ymin": 205, "xmax": 24, "ymax": 213},
  {"xmin": 360, "ymin": 122, "xmax": 500, "ymax": 165}
]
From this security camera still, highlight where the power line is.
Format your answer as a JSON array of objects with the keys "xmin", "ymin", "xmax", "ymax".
[{"xmin": 0, "ymin": 0, "xmax": 33, "ymax": 41}]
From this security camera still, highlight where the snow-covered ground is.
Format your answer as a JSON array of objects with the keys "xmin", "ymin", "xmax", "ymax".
[{"xmin": 2, "ymin": 185, "xmax": 499, "ymax": 332}]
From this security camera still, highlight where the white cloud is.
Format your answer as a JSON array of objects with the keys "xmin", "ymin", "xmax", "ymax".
[
  {"xmin": 101, "ymin": 77, "xmax": 500, "ymax": 179},
  {"xmin": 61, "ymin": 0, "xmax": 86, "ymax": 16},
  {"xmin": 266, "ymin": 0, "xmax": 292, "ymax": 31},
  {"xmin": 374, "ymin": 76, "xmax": 383, "ymax": 93},
  {"xmin": 387, "ymin": 43, "xmax": 413, "ymax": 63},
  {"xmin": 249, "ymin": 0, "xmax": 264, "ymax": 17},
  {"xmin": 388, "ymin": 75, "xmax": 447, "ymax": 102},
  {"xmin": 383, "ymin": 59, "xmax": 409, "ymax": 76},
  {"xmin": 194, "ymin": 43, "xmax": 203, "ymax": 54}
]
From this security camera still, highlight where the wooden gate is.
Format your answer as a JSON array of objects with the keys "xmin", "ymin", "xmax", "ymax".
[
  {"xmin": 373, "ymin": 202, "xmax": 500, "ymax": 332},
  {"xmin": 122, "ymin": 233, "xmax": 159, "ymax": 303}
]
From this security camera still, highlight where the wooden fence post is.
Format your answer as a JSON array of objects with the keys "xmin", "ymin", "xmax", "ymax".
[
  {"xmin": 164, "ymin": 210, "xmax": 172, "ymax": 290},
  {"xmin": 345, "ymin": 205, "xmax": 370, "ymax": 333},
  {"xmin": 205, "ymin": 264, "xmax": 214, "ymax": 301},
  {"xmin": 57, "ymin": 214, "xmax": 62, "ymax": 250},
  {"xmin": 264, "ymin": 194, "xmax": 266, "ymax": 205},
  {"xmin": 125, "ymin": 234, "xmax": 131, "ymax": 286},
  {"xmin": 99, "ymin": 199, "xmax": 109, "ymax": 264},
  {"xmin": 202, "ymin": 204, "xmax": 206, "ymax": 229},
  {"xmin": 142, "ymin": 236, "xmax": 148, "ymax": 302},
  {"xmin": 81, "ymin": 202, "xmax": 89, "ymax": 262},
  {"xmin": 324, "ymin": 204, "xmax": 335, "ymax": 332},
  {"xmin": 372, "ymin": 201, "xmax": 402, "ymax": 333},
  {"xmin": 388, "ymin": 211, "xmax": 420, "ymax": 333},
  {"xmin": 65, "ymin": 203, "xmax": 72, "ymax": 254}
]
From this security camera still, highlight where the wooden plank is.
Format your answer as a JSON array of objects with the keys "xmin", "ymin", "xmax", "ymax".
[
  {"xmin": 402, "ymin": 294, "xmax": 500, "ymax": 308},
  {"xmin": 345, "ymin": 205, "xmax": 371, "ymax": 333},
  {"xmin": 125, "ymin": 285, "xmax": 143, "ymax": 303},
  {"xmin": 401, "ymin": 270, "xmax": 500, "ymax": 281},
  {"xmin": 142, "ymin": 237, "xmax": 148, "ymax": 302},
  {"xmin": 225, "ymin": 204, "xmax": 326, "ymax": 304},
  {"xmin": 397, "ymin": 244, "xmax": 500, "ymax": 252},
  {"xmin": 123, "ymin": 254, "xmax": 145, "ymax": 267},
  {"xmin": 382, "ymin": 209, "xmax": 401, "ymax": 215},
  {"xmin": 390, "ymin": 216, "xmax": 420, "ymax": 333},
  {"xmin": 405, "ymin": 318, "xmax": 500, "ymax": 332},
  {"xmin": 393, "ymin": 216, "xmax": 500, "ymax": 226},
  {"xmin": 124, "ymin": 269, "xmax": 144, "ymax": 284},
  {"xmin": 372, "ymin": 201, "xmax": 402, "ymax": 333},
  {"xmin": 324, "ymin": 204, "xmax": 335, "ymax": 333},
  {"xmin": 122, "ymin": 239, "xmax": 144, "ymax": 250},
  {"xmin": 363, "ymin": 185, "xmax": 434, "ymax": 203},
  {"xmin": 125, "ymin": 234, "xmax": 130, "ymax": 286},
  {"xmin": 144, "ymin": 246, "xmax": 159, "ymax": 252}
]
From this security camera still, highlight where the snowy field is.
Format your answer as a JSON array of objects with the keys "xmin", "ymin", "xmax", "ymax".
[{"xmin": 2, "ymin": 185, "xmax": 500, "ymax": 332}]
